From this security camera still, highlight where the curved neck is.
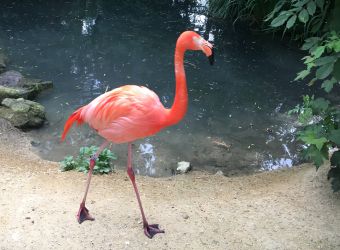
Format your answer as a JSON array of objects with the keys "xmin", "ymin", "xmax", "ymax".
[{"xmin": 165, "ymin": 44, "xmax": 188, "ymax": 126}]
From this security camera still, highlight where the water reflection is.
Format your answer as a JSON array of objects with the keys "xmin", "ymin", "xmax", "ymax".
[
  {"xmin": 138, "ymin": 142, "xmax": 156, "ymax": 176},
  {"xmin": 0, "ymin": 0, "xmax": 313, "ymax": 176},
  {"xmin": 81, "ymin": 18, "xmax": 96, "ymax": 36}
]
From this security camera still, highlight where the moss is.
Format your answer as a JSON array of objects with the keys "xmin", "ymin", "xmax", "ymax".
[
  {"xmin": 0, "ymin": 98, "xmax": 45, "ymax": 128},
  {"xmin": 0, "ymin": 86, "xmax": 32, "ymax": 102}
]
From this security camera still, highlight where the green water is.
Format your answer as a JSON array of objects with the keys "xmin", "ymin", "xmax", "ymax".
[{"xmin": 0, "ymin": 0, "xmax": 315, "ymax": 176}]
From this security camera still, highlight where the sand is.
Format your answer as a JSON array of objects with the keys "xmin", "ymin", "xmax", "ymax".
[{"xmin": 0, "ymin": 119, "xmax": 339, "ymax": 250}]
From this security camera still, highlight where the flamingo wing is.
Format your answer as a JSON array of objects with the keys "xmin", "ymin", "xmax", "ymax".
[{"xmin": 80, "ymin": 85, "xmax": 167, "ymax": 143}]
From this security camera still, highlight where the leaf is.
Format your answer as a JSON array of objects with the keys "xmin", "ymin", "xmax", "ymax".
[
  {"xmin": 326, "ymin": 39, "xmax": 340, "ymax": 52},
  {"xmin": 302, "ymin": 144, "xmax": 327, "ymax": 168},
  {"xmin": 315, "ymin": 0, "xmax": 324, "ymax": 9},
  {"xmin": 270, "ymin": 12, "xmax": 293, "ymax": 27},
  {"xmin": 311, "ymin": 97, "xmax": 330, "ymax": 112},
  {"xmin": 321, "ymin": 78, "xmax": 337, "ymax": 92},
  {"xmin": 311, "ymin": 45, "xmax": 325, "ymax": 58},
  {"xmin": 264, "ymin": 0, "xmax": 286, "ymax": 21},
  {"xmin": 286, "ymin": 15, "xmax": 297, "ymax": 29},
  {"xmin": 329, "ymin": 129, "xmax": 340, "ymax": 145},
  {"xmin": 307, "ymin": 1, "xmax": 316, "ymax": 15},
  {"xmin": 308, "ymin": 78, "xmax": 317, "ymax": 86},
  {"xmin": 298, "ymin": 126, "xmax": 327, "ymax": 150},
  {"xmin": 314, "ymin": 56, "xmax": 337, "ymax": 66},
  {"xmin": 302, "ymin": 37, "xmax": 321, "ymax": 50},
  {"xmin": 298, "ymin": 107, "xmax": 313, "ymax": 124},
  {"xmin": 295, "ymin": 69, "xmax": 311, "ymax": 80},
  {"xmin": 316, "ymin": 63, "xmax": 334, "ymax": 79},
  {"xmin": 302, "ymin": 55, "xmax": 314, "ymax": 64},
  {"xmin": 293, "ymin": 0, "xmax": 310, "ymax": 7},
  {"xmin": 298, "ymin": 8, "xmax": 309, "ymax": 24},
  {"xmin": 301, "ymin": 136, "xmax": 327, "ymax": 150}
]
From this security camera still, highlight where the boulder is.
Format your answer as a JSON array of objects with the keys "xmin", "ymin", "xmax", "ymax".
[
  {"xmin": 0, "ymin": 70, "xmax": 23, "ymax": 87},
  {"xmin": 21, "ymin": 78, "xmax": 53, "ymax": 94},
  {"xmin": 0, "ymin": 70, "xmax": 53, "ymax": 101},
  {"xmin": 0, "ymin": 98, "xmax": 45, "ymax": 128},
  {"xmin": 0, "ymin": 85, "xmax": 32, "ymax": 102}
]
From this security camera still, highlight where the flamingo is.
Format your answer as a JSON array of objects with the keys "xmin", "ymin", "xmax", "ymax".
[{"xmin": 61, "ymin": 31, "xmax": 214, "ymax": 238}]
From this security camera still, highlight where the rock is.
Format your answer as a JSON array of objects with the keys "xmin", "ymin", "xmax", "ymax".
[
  {"xmin": 215, "ymin": 170, "xmax": 224, "ymax": 176},
  {"xmin": 0, "ymin": 52, "xmax": 8, "ymax": 73},
  {"xmin": 30, "ymin": 140, "xmax": 41, "ymax": 147},
  {"xmin": 0, "ymin": 98, "xmax": 45, "ymax": 128},
  {"xmin": 0, "ymin": 70, "xmax": 24, "ymax": 87},
  {"xmin": 176, "ymin": 161, "xmax": 191, "ymax": 174},
  {"xmin": 0, "ymin": 71, "xmax": 53, "ymax": 101},
  {"xmin": 0, "ymin": 85, "xmax": 32, "ymax": 102},
  {"xmin": 21, "ymin": 78, "xmax": 53, "ymax": 94},
  {"xmin": 181, "ymin": 212, "xmax": 189, "ymax": 219}
]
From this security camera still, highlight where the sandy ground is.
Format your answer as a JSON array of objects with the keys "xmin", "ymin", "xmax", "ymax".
[{"xmin": 0, "ymin": 120, "xmax": 339, "ymax": 250}]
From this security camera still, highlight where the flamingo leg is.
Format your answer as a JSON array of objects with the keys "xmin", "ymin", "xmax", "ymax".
[
  {"xmin": 127, "ymin": 143, "xmax": 165, "ymax": 239},
  {"xmin": 77, "ymin": 141, "xmax": 109, "ymax": 224}
]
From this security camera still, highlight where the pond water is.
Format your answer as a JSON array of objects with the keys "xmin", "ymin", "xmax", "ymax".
[{"xmin": 0, "ymin": 0, "xmax": 315, "ymax": 176}]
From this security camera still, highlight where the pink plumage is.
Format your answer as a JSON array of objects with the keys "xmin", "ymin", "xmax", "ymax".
[
  {"xmin": 76, "ymin": 85, "xmax": 168, "ymax": 143},
  {"xmin": 61, "ymin": 31, "xmax": 214, "ymax": 239}
]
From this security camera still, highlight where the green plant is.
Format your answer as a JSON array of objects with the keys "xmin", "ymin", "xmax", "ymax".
[
  {"xmin": 209, "ymin": 0, "xmax": 340, "ymax": 191},
  {"xmin": 265, "ymin": 0, "xmax": 332, "ymax": 39},
  {"xmin": 60, "ymin": 146, "xmax": 117, "ymax": 174},
  {"xmin": 209, "ymin": 0, "xmax": 260, "ymax": 22},
  {"xmin": 289, "ymin": 30, "xmax": 340, "ymax": 192},
  {"xmin": 289, "ymin": 95, "xmax": 340, "ymax": 191},
  {"xmin": 295, "ymin": 31, "xmax": 340, "ymax": 92}
]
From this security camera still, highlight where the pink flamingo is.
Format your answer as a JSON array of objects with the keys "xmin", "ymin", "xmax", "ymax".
[{"xmin": 61, "ymin": 31, "xmax": 214, "ymax": 238}]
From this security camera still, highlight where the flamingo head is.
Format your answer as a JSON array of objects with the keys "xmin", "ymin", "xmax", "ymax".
[{"xmin": 178, "ymin": 31, "xmax": 214, "ymax": 65}]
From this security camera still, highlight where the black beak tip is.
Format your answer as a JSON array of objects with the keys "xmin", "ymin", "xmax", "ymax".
[{"xmin": 208, "ymin": 48, "xmax": 214, "ymax": 66}]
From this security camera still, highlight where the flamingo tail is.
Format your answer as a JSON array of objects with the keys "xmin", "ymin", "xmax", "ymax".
[{"xmin": 61, "ymin": 107, "xmax": 84, "ymax": 141}]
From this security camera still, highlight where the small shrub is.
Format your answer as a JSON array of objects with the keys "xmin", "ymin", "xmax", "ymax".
[
  {"xmin": 289, "ymin": 95, "xmax": 340, "ymax": 191},
  {"xmin": 60, "ymin": 146, "xmax": 117, "ymax": 174}
]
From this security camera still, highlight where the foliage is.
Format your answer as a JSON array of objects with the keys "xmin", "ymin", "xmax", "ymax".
[
  {"xmin": 264, "ymin": 0, "xmax": 340, "ymax": 192},
  {"xmin": 289, "ymin": 94, "xmax": 340, "ymax": 191},
  {"xmin": 209, "ymin": 0, "xmax": 340, "ymax": 191},
  {"xmin": 265, "ymin": 0, "xmax": 332, "ymax": 39},
  {"xmin": 295, "ymin": 31, "xmax": 340, "ymax": 92},
  {"xmin": 60, "ymin": 146, "xmax": 117, "ymax": 174},
  {"xmin": 208, "ymin": 0, "xmax": 267, "ymax": 23}
]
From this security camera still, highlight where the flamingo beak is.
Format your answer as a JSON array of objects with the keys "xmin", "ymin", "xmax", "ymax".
[{"xmin": 208, "ymin": 48, "xmax": 214, "ymax": 66}]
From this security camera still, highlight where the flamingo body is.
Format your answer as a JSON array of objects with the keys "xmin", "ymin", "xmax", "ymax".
[{"xmin": 62, "ymin": 85, "xmax": 168, "ymax": 143}]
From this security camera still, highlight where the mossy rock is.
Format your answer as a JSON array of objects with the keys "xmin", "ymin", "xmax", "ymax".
[
  {"xmin": 21, "ymin": 78, "xmax": 53, "ymax": 94},
  {"xmin": 0, "ymin": 85, "xmax": 32, "ymax": 102},
  {"xmin": 0, "ymin": 70, "xmax": 23, "ymax": 87},
  {"xmin": 0, "ymin": 98, "xmax": 45, "ymax": 128},
  {"xmin": 0, "ymin": 70, "xmax": 53, "ymax": 101}
]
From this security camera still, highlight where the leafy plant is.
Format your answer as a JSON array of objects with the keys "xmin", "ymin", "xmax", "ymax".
[
  {"xmin": 295, "ymin": 31, "xmax": 340, "ymax": 92},
  {"xmin": 208, "ymin": 0, "xmax": 261, "ymax": 23},
  {"xmin": 265, "ymin": 0, "xmax": 332, "ymax": 39},
  {"xmin": 60, "ymin": 146, "xmax": 117, "ymax": 174},
  {"xmin": 209, "ymin": 0, "xmax": 340, "ymax": 191},
  {"xmin": 289, "ymin": 95, "xmax": 340, "ymax": 191}
]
